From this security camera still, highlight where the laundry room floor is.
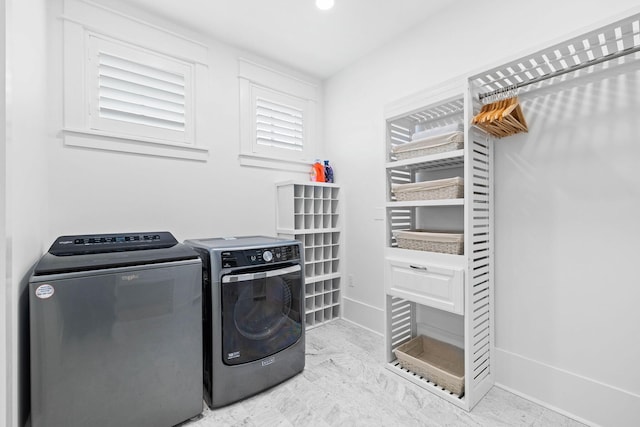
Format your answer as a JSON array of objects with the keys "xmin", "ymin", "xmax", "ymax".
[{"xmin": 185, "ymin": 320, "xmax": 585, "ymax": 427}]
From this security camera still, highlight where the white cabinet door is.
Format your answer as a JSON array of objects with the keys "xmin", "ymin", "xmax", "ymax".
[{"xmin": 385, "ymin": 257, "xmax": 464, "ymax": 315}]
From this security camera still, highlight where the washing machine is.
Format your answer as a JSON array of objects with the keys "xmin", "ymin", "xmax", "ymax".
[
  {"xmin": 184, "ymin": 236, "xmax": 305, "ymax": 408},
  {"xmin": 29, "ymin": 232, "xmax": 203, "ymax": 427}
]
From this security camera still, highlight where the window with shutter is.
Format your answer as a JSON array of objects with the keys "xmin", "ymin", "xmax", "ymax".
[
  {"xmin": 256, "ymin": 97, "xmax": 304, "ymax": 152},
  {"xmin": 62, "ymin": 1, "xmax": 209, "ymax": 161},
  {"xmin": 97, "ymin": 54, "xmax": 186, "ymax": 132},
  {"xmin": 239, "ymin": 58, "xmax": 319, "ymax": 170},
  {"xmin": 87, "ymin": 34, "xmax": 193, "ymax": 144}
]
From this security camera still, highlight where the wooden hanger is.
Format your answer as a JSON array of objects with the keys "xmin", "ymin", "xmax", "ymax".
[
  {"xmin": 472, "ymin": 103, "xmax": 491, "ymax": 125},
  {"xmin": 471, "ymin": 90, "xmax": 528, "ymax": 138}
]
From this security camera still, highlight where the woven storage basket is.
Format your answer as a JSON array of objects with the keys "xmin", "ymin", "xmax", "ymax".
[
  {"xmin": 394, "ymin": 230, "xmax": 463, "ymax": 254},
  {"xmin": 392, "ymin": 131, "xmax": 464, "ymax": 160},
  {"xmin": 393, "ymin": 335, "xmax": 465, "ymax": 395},
  {"xmin": 392, "ymin": 177, "xmax": 463, "ymax": 201}
]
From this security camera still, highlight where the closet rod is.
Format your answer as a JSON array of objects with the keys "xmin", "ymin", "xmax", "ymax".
[{"xmin": 478, "ymin": 43, "xmax": 640, "ymax": 101}]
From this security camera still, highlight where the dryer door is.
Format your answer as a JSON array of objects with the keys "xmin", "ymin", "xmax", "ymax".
[{"xmin": 221, "ymin": 264, "xmax": 303, "ymax": 365}]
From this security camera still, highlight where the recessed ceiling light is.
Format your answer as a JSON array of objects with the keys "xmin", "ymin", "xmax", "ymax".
[{"xmin": 316, "ymin": 0, "xmax": 335, "ymax": 11}]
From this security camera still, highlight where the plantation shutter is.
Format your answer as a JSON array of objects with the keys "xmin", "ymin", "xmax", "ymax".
[
  {"xmin": 255, "ymin": 97, "xmax": 304, "ymax": 151},
  {"xmin": 98, "ymin": 53, "xmax": 186, "ymax": 132}
]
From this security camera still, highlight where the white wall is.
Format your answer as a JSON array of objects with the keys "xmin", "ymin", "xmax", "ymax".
[
  {"xmin": 324, "ymin": 0, "xmax": 640, "ymax": 425},
  {"xmin": 493, "ymin": 64, "xmax": 640, "ymax": 426},
  {"xmin": 45, "ymin": 0, "xmax": 318, "ymax": 244},
  {"xmin": 1, "ymin": 0, "xmax": 8, "ymax": 423},
  {"xmin": 3, "ymin": 0, "xmax": 51, "ymax": 424},
  {"xmin": 3, "ymin": 1, "xmax": 320, "ymax": 425}
]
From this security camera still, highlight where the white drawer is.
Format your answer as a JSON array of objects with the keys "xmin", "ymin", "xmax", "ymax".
[{"xmin": 385, "ymin": 257, "xmax": 464, "ymax": 314}]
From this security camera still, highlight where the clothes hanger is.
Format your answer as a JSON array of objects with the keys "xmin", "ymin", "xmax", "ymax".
[
  {"xmin": 490, "ymin": 97, "xmax": 509, "ymax": 122},
  {"xmin": 500, "ymin": 97, "xmax": 528, "ymax": 133},
  {"xmin": 472, "ymin": 103, "xmax": 491, "ymax": 124},
  {"xmin": 472, "ymin": 86, "xmax": 528, "ymax": 138}
]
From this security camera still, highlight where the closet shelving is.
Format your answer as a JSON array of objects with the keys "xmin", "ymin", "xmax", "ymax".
[
  {"xmin": 383, "ymin": 83, "xmax": 494, "ymax": 411},
  {"xmin": 470, "ymin": 13, "xmax": 640, "ymax": 104},
  {"xmin": 276, "ymin": 181, "xmax": 341, "ymax": 330},
  {"xmin": 382, "ymin": 10, "xmax": 640, "ymax": 412}
]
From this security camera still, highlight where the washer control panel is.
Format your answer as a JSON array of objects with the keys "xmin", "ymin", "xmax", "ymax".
[
  {"xmin": 221, "ymin": 245, "xmax": 300, "ymax": 268},
  {"xmin": 48, "ymin": 232, "xmax": 178, "ymax": 256}
]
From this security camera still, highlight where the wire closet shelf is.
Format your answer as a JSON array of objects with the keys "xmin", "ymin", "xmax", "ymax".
[{"xmin": 471, "ymin": 13, "xmax": 640, "ymax": 103}]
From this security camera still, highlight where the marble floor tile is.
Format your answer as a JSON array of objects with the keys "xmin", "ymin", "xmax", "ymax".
[{"xmin": 183, "ymin": 320, "xmax": 585, "ymax": 427}]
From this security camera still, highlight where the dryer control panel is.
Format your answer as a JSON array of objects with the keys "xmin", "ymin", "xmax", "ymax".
[{"xmin": 221, "ymin": 245, "xmax": 300, "ymax": 268}]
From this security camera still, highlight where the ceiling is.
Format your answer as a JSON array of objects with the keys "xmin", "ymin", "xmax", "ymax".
[{"xmin": 120, "ymin": 0, "xmax": 452, "ymax": 79}]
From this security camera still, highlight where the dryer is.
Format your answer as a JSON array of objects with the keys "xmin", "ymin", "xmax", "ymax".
[{"xmin": 184, "ymin": 236, "xmax": 305, "ymax": 408}]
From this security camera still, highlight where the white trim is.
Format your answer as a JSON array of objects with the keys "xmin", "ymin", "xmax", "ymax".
[
  {"xmin": 73, "ymin": 0, "xmax": 208, "ymax": 48},
  {"xmin": 341, "ymin": 297, "xmax": 384, "ymax": 334},
  {"xmin": 497, "ymin": 347, "xmax": 640, "ymax": 400},
  {"xmin": 238, "ymin": 57, "xmax": 319, "ymax": 101},
  {"xmin": 64, "ymin": 129, "xmax": 208, "ymax": 161},
  {"xmin": 63, "ymin": 127, "xmax": 206, "ymax": 151},
  {"xmin": 60, "ymin": 14, "xmax": 208, "ymax": 67},
  {"xmin": 63, "ymin": 0, "xmax": 208, "ymax": 64},
  {"xmin": 238, "ymin": 153, "xmax": 311, "ymax": 173},
  {"xmin": 494, "ymin": 384, "xmax": 599, "ymax": 427},
  {"xmin": 495, "ymin": 347, "xmax": 640, "ymax": 426},
  {"xmin": 339, "ymin": 317, "xmax": 384, "ymax": 338}
]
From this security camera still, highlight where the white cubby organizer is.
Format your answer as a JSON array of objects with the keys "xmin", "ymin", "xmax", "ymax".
[
  {"xmin": 276, "ymin": 181, "xmax": 341, "ymax": 329},
  {"xmin": 383, "ymin": 81, "xmax": 494, "ymax": 411}
]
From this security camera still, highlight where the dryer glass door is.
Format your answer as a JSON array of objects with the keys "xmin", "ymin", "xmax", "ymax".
[{"xmin": 221, "ymin": 264, "xmax": 303, "ymax": 365}]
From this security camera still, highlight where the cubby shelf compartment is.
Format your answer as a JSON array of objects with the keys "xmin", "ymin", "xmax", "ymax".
[
  {"xmin": 276, "ymin": 181, "xmax": 340, "ymax": 233},
  {"xmin": 276, "ymin": 181, "xmax": 342, "ymax": 330}
]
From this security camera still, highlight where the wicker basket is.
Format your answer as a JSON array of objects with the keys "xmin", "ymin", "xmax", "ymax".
[
  {"xmin": 394, "ymin": 335, "xmax": 465, "ymax": 395},
  {"xmin": 393, "ymin": 230, "xmax": 463, "ymax": 254},
  {"xmin": 392, "ymin": 131, "xmax": 464, "ymax": 160},
  {"xmin": 392, "ymin": 177, "xmax": 463, "ymax": 201}
]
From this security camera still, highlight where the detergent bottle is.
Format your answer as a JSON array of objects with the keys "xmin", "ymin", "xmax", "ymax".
[
  {"xmin": 310, "ymin": 160, "xmax": 325, "ymax": 182},
  {"xmin": 324, "ymin": 160, "xmax": 334, "ymax": 183}
]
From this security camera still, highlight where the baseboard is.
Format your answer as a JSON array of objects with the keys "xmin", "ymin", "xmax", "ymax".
[
  {"xmin": 494, "ymin": 383, "xmax": 597, "ymax": 427},
  {"xmin": 340, "ymin": 317, "xmax": 383, "ymax": 338},
  {"xmin": 495, "ymin": 348, "xmax": 640, "ymax": 427},
  {"xmin": 341, "ymin": 297, "xmax": 384, "ymax": 335}
]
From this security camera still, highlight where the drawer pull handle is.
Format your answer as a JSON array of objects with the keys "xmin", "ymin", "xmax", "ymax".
[{"xmin": 409, "ymin": 265, "xmax": 428, "ymax": 271}]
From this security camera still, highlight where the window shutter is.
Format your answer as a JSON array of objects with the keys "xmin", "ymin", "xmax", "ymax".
[
  {"xmin": 255, "ymin": 97, "xmax": 304, "ymax": 151},
  {"xmin": 97, "ymin": 53, "xmax": 186, "ymax": 132}
]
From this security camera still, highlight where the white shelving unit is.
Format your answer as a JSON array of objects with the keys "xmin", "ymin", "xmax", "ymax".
[
  {"xmin": 383, "ymin": 81, "xmax": 494, "ymax": 411},
  {"xmin": 276, "ymin": 181, "xmax": 341, "ymax": 330},
  {"xmin": 381, "ymin": 11, "xmax": 640, "ymax": 414}
]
